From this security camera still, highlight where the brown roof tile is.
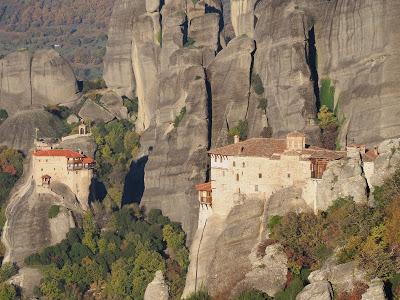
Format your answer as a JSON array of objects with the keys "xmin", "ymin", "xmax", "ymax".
[
  {"xmin": 195, "ymin": 182, "xmax": 212, "ymax": 191},
  {"xmin": 209, "ymin": 138, "xmax": 287, "ymax": 158}
]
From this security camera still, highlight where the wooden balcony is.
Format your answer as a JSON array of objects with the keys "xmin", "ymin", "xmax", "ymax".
[{"xmin": 200, "ymin": 196, "xmax": 212, "ymax": 206}]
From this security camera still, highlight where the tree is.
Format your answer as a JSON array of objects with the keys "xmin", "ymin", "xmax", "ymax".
[
  {"xmin": 317, "ymin": 105, "xmax": 338, "ymax": 129},
  {"xmin": 82, "ymin": 212, "xmax": 98, "ymax": 254}
]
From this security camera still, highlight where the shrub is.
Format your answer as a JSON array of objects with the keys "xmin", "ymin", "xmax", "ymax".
[
  {"xmin": 258, "ymin": 98, "xmax": 268, "ymax": 111},
  {"xmin": 123, "ymin": 96, "xmax": 139, "ymax": 114},
  {"xmin": 82, "ymin": 78, "xmax": 106, "ymax": 93},
  {"xmin": 0, "ymin": 263, "xmax": 18, "ymax": 283},
  {"xmin": 228, "ymin": 120, "xmax": 248, "ymax": 143},
  {"xmin": 184, "ymin": 37, "xmax": 195, "ymax": 48},
  {"xmin": 0, "ymin": 283, "xmax": 17, "ymax": 300},
  {"xmin": 320, "ymin": 78, "xmax": 335, "ymax": 111},
  {"xmin": 48, "ymin": 205, "xmax": 60, "ymax": 219},
  {"xmin": 252, "ymin": 74, "xmax": 265, "ymax": 95},
  {"xmin": 0, "ymin": 109, "xmax": 8, "ymax": 122},
  {"xmin": 185, "ymin": 288, "xmax": 211, "ymax": 300},
  {"xmin": 45, "ymin": 105, "xmax": 72, "ymax": 120},
  {"xmin": 274, "ymin": 276, "xmax": 305, "ymax": 300},
  {"xmin": 267, "ymin": 215, "xmax": 282, "ymax": 232},
  {"xmin": 173, "ymin": 107, "xmax": 187, "ymax": 128},
  {"xmin": 233, "ymin": 289, "xmax": 272, "ymax": 300},
  {"xmin": 317, "ymin": 105, "xmax": 338, "ymax": 129}
]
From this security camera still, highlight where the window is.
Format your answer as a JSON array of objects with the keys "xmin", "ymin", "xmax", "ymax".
[
  {"xmin": 223, "ymin": 171, "xmax": 225, "ymax": 176},
  {"xmin": 220, "ymin": 157, "xmax": 223, "ymax": 163},
  {"xmin": 233, "ymin": 161, "xmax": 236, "ymax": 167},
  {"xmin": 259, "ymin": 173, "xmax": 262, "ymax": 178},
  {"xmin": 242, "ymin": 162, "xmax": 245, "ymax": 167},
  {"xmin": 236, "ymin": 174, "xmax": 239, "ymax": 181},
  {"xmin": 214, "ymin": 157, "xmax": 217, "ymax": 162},
  {"xmin": 41, "ymin": 168, "xmax": 43, "ymax": 171},
  {"xmin": 287, "ymin": 173, "xmax": 291, "ymax": 178},
  {"xmin": 255, "ymin": 185, "xmax": 259, "ymax": 192}
]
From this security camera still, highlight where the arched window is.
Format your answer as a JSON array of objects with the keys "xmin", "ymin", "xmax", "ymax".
[{"xmin": 236, "ymin": 174, "xmax": 239, "ymax": 181}]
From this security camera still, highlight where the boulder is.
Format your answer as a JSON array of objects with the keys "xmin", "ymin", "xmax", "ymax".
[
  {"xmin": 100, "ymin": 91, "xmax": 128, "ymax": 120},
  {"xmin": 0, "ymin": 49, "xmax": 79, "ymax": 115},
  {"xmin": 78, "ymin": 99, "xmax": 115, "ymax": 123},
  {"xmin": 66, "ymin": 114, "xmax": 80, "ymax": 125},
  {"xmin": 144, "ymin": 271, "xmax": 169, "ymax": 300},
  {"xmin": 207, "ymin": 35, "xmax": 255, "ymax": 147},
  {"xmin": 296, "ymin": 281, "xmax": 333, "ymax": 300},
  {"xmin": 233, "ymin": 243, "xmax": 287, "ymax": 297},
  {"xmin": 308, "ymin": 261, "xmax": 366, "ymax": 292},
  {"xmin": 0, "ymin": 109, "xmax": 66, "ymax": 154},
  {"xmin": 361, "ymin": 279, "xmax": 386, "ymax": 300}
]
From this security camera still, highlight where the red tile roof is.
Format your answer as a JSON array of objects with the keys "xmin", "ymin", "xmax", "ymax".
[
  {"xmin": 195, "ymin": 182, "xmax": 212, "ymax": 192},
  {"xmin": 209, "ymin": 138, "xmax": 287, "ymax": 158},
  {"xmin": 82, "ymin": 157, "xmax": 95, "ymax": 164},
  {"xmin": 33, "ymin": 149, "xmax": 84, "ymax": 158}
]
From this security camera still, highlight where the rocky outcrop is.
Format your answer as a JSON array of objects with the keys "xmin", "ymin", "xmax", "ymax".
[
  {"xmin": 265, "ymin": 187, "xmax": 311, "ymax": 219},
  {"xmin": 103, "ymin": 0, "xmax": 146, "ymax": 97},
  {"xmin": 144, "ymin": 271, "xmax": 169, "ymax": 300},
  {"xmin": 0, "ymin": 49, "xmax": 79, "ymax": 115},
  {"xmin": 0, "ymin": 109, "xmax": 66, "ymax": 154},
  {"xmin": 230, "ymin": 0, "xmax": 254, "ymax": 38},
  {"xmin": 308, "ymin": 260, "xmax": 366, "ymax": 292},
  {"xmin": 207, "ymin": 35, "xmax": 255, "ymax": 147},
  {"xmin": 314, "ymin": 0, "xmax": 400, "ymax": 146},
  {"xmin": 316, "ymin": 157, "xmax": 368, "ymax": 210},
  {"xmin": 48, "ymin": 208, "xmax": 76, "ymax": 244},
  {"xmin": 296, "ymin": 281, "xmax": 333, "ymax": 300},
  {"xmin": 78, "ymin": 99, "xmax": 115, "ymax": 123},
  {"xmin": 361, "ymin": 279, "xmax": 386, "ymax": 300},
  {"xmin": 250, "ymin": 0, "xmax": 318, "ymax": 140},
  {"xmin": 100, "ymin": 91, "xmax": 128, "ymax": 120},
  {"xmin": 233, "ymin": 243, "xmax": 287, "ymax": 297}
]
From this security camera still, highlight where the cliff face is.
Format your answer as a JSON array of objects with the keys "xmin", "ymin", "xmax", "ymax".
[
  {"xmin": 104, "ymin": 0, "xmax": 400, "ymax": 248},
  {"xmin": 313, "ymin": 0, "xmax": 400, "ymax": 146},
  {"xmin": 0, "ymin": 49, "xmax": 79, "ymax": 115}
]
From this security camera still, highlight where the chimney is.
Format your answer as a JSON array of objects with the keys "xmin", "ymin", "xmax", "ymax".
[{"xmin": 234, "ymin": 135, "xmax": 240, "ymax": 144}]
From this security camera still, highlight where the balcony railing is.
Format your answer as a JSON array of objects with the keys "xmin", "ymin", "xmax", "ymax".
[{"xmin": 200, "ymin": 196, "xmax": 212, "ymax": 205}]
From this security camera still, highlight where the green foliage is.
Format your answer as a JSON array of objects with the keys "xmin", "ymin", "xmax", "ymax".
[
  {"xmin": 184, "ymin": 37, "xmax": 196, "ymax": 48},
  {"xmin": 191, "ymin": 0, "xmax": 200, "ymax": 5},
  {"xmin": 122, "ymin": 96, "xmax": 139, "ymax": 114},
  {"xmin": 82, "ymin": 78, "xmax": 107, "ymax": 93},
  {"xmin": 228, "ymin": 120, "xmax": 248, "ymax": 143},
  {"xmin": 252, "ymin": 73, "xmax": 265, "ymax": 95},
  {"xmin": 274, "ymin": 276, "xmax": 305, "ymax": 300},
  {"xmin": 25, "ymin": 206, "xmax": 189, "ymax": 299},
  {"xmin": 48, "ymin": 205, "xmax": 60, "ymax": 219},
  {"xmin": 233, "ymin": 289, "xmax": 272, "ymax": 300},
  {"xmin": 258, "ymin": 98, "xmax": 268, "ymax": 111},
  {"xmin": 174, "ymin": 107, "xmax": 187, "ymax": 128},
  {"xmin": 0, "ymin": 109, "xmax": 8, "ymax": 123},
  {"xmin": 45, "ymin": 105, "xmax": 72, "ymax": 120},
  {"xmin": 0, "ymin": 263, "xmax": 18, "ymax": 283},
  {"xmin": 317, "ymin": 105, "xmax": 338, "ymax": 130},
  {"xmin": 155, "ymin": 31, "xmax": 162, "ymax": 46},
  {"xmin": 267, "ymin": 215, "xmax": 282, "ymax": 232},
  {"xmin": 0, "ymin": 283, "xmax": 17, "ymax": 300},
  {"xmin": 185, "ymin": 288, "xmax": 211, "ymax": 300},
  {"xmin": 272, "ymin": 166, "xmax": 400, "ymax": 281},
  {"xmin": 320, "ymin": 78, "xmax": 335, "ymax": 111}
]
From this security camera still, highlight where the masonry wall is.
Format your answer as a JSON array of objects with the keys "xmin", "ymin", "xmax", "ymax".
[
  {"xmin": 32, "ymin": 156, "xmax": 92, "ymax": 210},
  {"xmin": 210, "ymin": 154, "xmax": 312, "ymax": 216}
]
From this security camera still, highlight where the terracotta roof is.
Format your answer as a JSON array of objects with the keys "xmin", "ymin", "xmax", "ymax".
[
  {"xmin": 303, "ymin": 149, "xmax": 346, "ymax": 160},
  {"xmin": 41, "ymin": 174, "xmax": 51, "ymax": 179},
  {"xmin": 287, "ymin": 131, "xmax": 305, "ymax": 138},
  {"xmin": 209, "ymin": 138, "xmax": 287, "ymax": 158},
  {"xmin": 195, "ymin": 182, "xmax": 212, "ymax": 191},
  {"xmin": 83, "ymin": 157, "xmax": 95, "ymax": 164},
  {"xmin": 33, "ymin": 149, "xmax": 84, "ymax": 158},
  {"xmin": 363, "ymin": 150, "xmax": 378, "ymax": 162}
]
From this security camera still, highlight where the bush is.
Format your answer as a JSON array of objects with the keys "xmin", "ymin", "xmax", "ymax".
[
  {"xmin": 173, "ymin": 107, "xmax": 187, "ymax": 128},
  {"xmin": 258, "ymin": 98, "xmax": 268, "ymax": 111},
  {"xmin": 228, "ymin": 120, "xmax": 248, "ymax": 143},
  {"xmin": 252, "ymin": 74, "xmax": 265, "ymax": 95},
  {"xmin": 0, "ymin": 283, "xmax": 17, "ymax": 300},
  {"xmin": 45, "ymin": 105, "xmax": 72, "ymax": 120},
  {"xmin": 185, "ymin": 288, "xmax": 211, "ymax": 300},
  {"xmin": 274, "ymin": 276, "xmax": 305, "ymax": 300},
  {"xmin": 123, "ymin": 96, "xmax": 139, "ymax": 114},
  {"xmin": 267, "ymin": 215, "xmax": 282, "ymax": 232},
  {"xmin": 82, "ymin": 78, "xmax": 106, "ymax": 93},
  {"xmin": 0, "ymin": 263, "xmax": 18, "ymax": 283},
  {"xmin": 48, "ymin": 205, "xmax": 60, "ymax": 219},
  {"xmin": 184, "ymin": 37, "xmax": 196, "ymax": 48},
  {"xmin": 233, "ymin": 289, "xmax": 272, "ymax": 300},
  {"xmin": 320, "ymin": 78, "xmax": 335, "ymax": 111},
  {"xmin": 0, "ymin": 109, "xmax": 8, "ymax": 122}
]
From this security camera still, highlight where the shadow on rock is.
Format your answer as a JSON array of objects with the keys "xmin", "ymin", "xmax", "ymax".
[{"xmin": 122, "ymin": 155, "xmax": 148, "ymax": 206}]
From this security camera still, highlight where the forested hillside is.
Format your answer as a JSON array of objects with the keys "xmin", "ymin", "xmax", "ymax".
[{"xmin": 0, "ymin": 0, "xmax": 115, "ymax": 80}]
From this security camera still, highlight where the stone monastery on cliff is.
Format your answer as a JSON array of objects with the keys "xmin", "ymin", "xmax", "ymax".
[
  {"xmin": 32, "ymin": 149, "xmax": 95, "ymax": 210},
  {"xmin": 195, "ymin": 132, "xmax": 378, "ymax": 227}
]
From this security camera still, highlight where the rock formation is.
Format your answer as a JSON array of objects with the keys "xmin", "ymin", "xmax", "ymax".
[
  {"xmin": 78, "ymin": 99, "xmax": 115, "ymax": 123},
  {"xmin": 100, "ymin": 91, "xmax": 129, "ymax": 120},
  {"xmin": 0, "ymin": 49, "xmax": 79, "ymax": 115},
  {"xmin": 296, "ymin": 281, "xmax": 333, "ymax": 300},
  {"xmin": 103, "ymin": 0, "xmax": 146, "ymax": 98},
  {"xmin": 0, "ymin": 109, "xmax": 66, "ymax": 154},
  {"xmin": 144, "ymin": 270, "xmax": 169, "ymax": 300},
  {"xmin": 230, "ymin": 0, "xmax": 254, "ymax": 38},
  {"xmin": 314, "ymin": 0, "xmax": 400, "ymax": 146},
  {"xmin": 361, "ymin": 279, "xmax": 387, "ymax": 300}
]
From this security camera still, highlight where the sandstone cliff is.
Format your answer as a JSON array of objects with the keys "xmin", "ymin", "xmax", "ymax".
[{"xmin": 0, "ymin": 49, "xmax": 80, "ymax": 115}]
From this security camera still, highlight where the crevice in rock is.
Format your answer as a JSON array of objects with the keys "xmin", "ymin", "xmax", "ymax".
[
  {"xmin": 182, "ymin": 16, "xmax": 189, "ymax": 46},
  {"xmin": 122, "ymin": 155, "xmax": 149, "ymax": 206},
  {"xmin": 305, "ymin": 25, "xmax": 320, "ymax": 110},
  {"xmin": 29, "ymin": 52, "xmax": 33, "ymax": 106}
]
